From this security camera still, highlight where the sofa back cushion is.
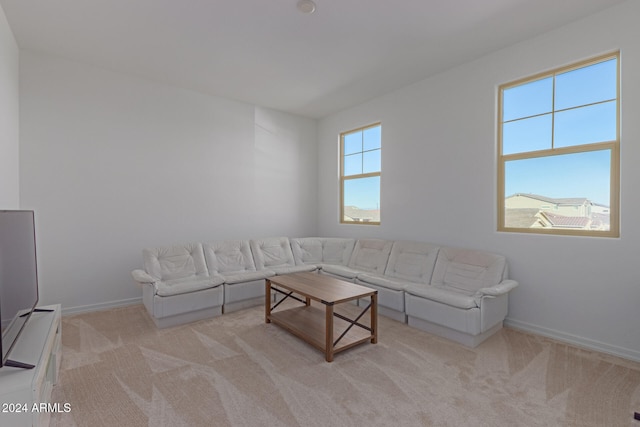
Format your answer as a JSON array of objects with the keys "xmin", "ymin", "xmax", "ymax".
[
  {"xmin": 431, "ymin": 247, "xmax": 507, "ymax": 293},
  {"xmin": 250, "ymin": 237, "xmax": 296, "ymax": 270},
  {"xmin": 385, "ymin": 241, "xmax": 440, "ymax": 284},
  {"xmin": 203, "ymin": 240, "xmax": 257, "ymax": 275},
  {"xmin": 291, "ymin": 237, "xmax": 355, "ymax": 266},
  {"xmin": 143, "ymin": 243, "xmax": 209, "ymax": 281},
  {"xmin": 347, "ymin": 239, "xmax": 393, "ymax": 274}
]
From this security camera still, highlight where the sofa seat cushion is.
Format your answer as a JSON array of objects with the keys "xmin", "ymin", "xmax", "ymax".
[
  {"xmin": 156, "ymin": 275, "xmax": 224, "ymax": 297},
  {"xmin": 357, "ymin": 273, "xmax": 408, "ymax": 291},
  {"xmin": 320, "ymin": 264, "xmax": 360, "ymax": 280},
  {"xmin": 405, "ymin": 284, "xmax": 477, "ymax": 309},
  {"xmin": 223, "ymin": 270, "xmax": 274, "ymax": 284},
  {"xmin": 271, "ymin": 265, "xmax": 317, "ymax": 275},
  {"xmin": 317, "ymin": 263, "xmax": 350, "ymax": 270}
]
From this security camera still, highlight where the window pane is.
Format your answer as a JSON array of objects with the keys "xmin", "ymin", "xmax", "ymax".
[
  {"xmin": 502, "ymin": 114, "xmax": 552, "ymax": 155},
  {"xmin": 344, "ymin": 132, "xmax": 362, "ymax": 155},
  {"xmin": 344, "ymin": 176, "xmax": 380, "ymax": 222},
  {"xmin": 554, "ymin": 101, "xmax": 616, "ymax": 148},
  {"xmin": 504, "ymin": 150, "xmax": 611, "ymax": 230},
  {"xmin": 555, "ymin": 59, "xmax": 617, "ymax": 110},
  {"xmin": 363, "ymin": 149, "xmax": 381, "ymax": 173},
  {"xmin": 343, "ymin": 153, "xmax": 362, "ymax": 176},
  {"xmin": 503, "ymin": 77, "xmax": 553, "ymax": 121},
  {"xmin": 363, "ymin": 125, "xmax": 381, "ymax": 151}
]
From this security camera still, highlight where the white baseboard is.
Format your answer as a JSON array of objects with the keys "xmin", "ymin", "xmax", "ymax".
[
  {"xmin": 59, "ymin": 297, "xmax": 143, "ymax": 316},
  {"xmin": 505, "ymin": 317, "xmax": 640, "ymax": 363}
]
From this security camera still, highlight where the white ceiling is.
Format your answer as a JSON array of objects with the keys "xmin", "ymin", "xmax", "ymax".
[{"xmin": 0, "ymin": 0, "xmax": 628, "ymax": 118}]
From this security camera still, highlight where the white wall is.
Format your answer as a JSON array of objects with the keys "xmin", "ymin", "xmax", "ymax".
[
  {"xmin": 318, "ymin": 1, "xmax": 640, "ymax": 361},
  {"xmin": 0, "ymin": 4, "xmax": 19, "ymax": 208},
  {"xmin": 19, "ymin": 51, "xmax": 317, "ymax": 313}
]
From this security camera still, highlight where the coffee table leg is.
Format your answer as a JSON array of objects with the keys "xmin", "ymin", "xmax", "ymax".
[
  {"xmin": 371, "ymin": 292, "xmax": 378, "ymax": 344},
  {"xmin": 325, "ymin": 303, "xmax": 334, "ymax": 362},
  {"xmin": 265, "ymin": 279, "xmax": 271, "ymax": 324}
]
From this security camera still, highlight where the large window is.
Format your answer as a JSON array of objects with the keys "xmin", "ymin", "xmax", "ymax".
[
  {"xmin": 340, "ymin": 123, "xmax": 381, "ymax": 224},
  {"xmin": 498, "ymin": 52, "xmax": 619, "ymax": 237}
]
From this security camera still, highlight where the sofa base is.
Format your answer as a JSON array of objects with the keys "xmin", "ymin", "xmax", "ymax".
[
  {"xmin": 378, "ymin": 305, "xmax": 407, "ymax": 323},
  {"xmin": 223, "ymin": 296, "xmax": 265, "ymax": 314},
  {"xmin": 407, "ymin": 316, "xmax": 503, "ymax": 348},
  {"xmin": 142, "ymin": 284, "xmax": 224, "ymax": 329},
  {"xmin": 357, "ymin": 297, "xmax": 406, "ymax": 322},
  {"xmin": 148, "ymin": 306, "xmax": 223, "ymax": 329},
  {"xmin": 223, "ymin": 279, "xmax": 267, "ymax": 313}
]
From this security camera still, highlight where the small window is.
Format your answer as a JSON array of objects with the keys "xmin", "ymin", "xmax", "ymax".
[
  {"xmin": 498, "ymin": 53, "xmax": 619, "ymax": 237},
  {"xmin": 340, "ymin": 123, "xmax": 381, "ymax": 224}
]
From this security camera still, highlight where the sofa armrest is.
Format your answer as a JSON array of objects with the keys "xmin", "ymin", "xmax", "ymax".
[
  {"xmin": 131, "ymin": 269, "xmax": 158, "ymax": 285},
  {"xmin": 475, "ymin": 279, "xmax": 519, "ymax": 297}
]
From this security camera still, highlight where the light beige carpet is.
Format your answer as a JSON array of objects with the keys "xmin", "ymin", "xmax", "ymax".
[{"xmin": 50, "ymin": 302, "xmax": 640, "ymax": 427}]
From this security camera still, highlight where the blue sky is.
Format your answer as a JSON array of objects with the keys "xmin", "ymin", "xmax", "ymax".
[
  {"xmin": 504, "ymin": 150, "xmax": 611, "ymax": 205},
  {"xmin": 344, "ymin": 176, "xmax": 380, "ymax": 210}
]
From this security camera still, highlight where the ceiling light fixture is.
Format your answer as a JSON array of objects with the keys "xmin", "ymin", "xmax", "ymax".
[{"xmin": 296, "ymin": 0, "xmax": 316, "ymax": 14}]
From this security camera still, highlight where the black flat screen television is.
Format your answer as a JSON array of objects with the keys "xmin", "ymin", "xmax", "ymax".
[{"xmin": 0, "ymin": 210, "xmax": 40, "ymax": 369}]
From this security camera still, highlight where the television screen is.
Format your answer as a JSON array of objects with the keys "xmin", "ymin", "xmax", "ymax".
[{"xmin": 0, "ymin": 210, "xmax": 40, "ymax": 368}]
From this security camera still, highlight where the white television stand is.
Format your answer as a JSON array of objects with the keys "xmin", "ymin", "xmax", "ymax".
[{"xmin": 0, "ymin": 304, "xmax": 62, "ymax": 427}]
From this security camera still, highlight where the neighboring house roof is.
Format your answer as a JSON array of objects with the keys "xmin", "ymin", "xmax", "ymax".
[
  {"xmin": 506, "ymin": 193, "xmax": 591, "ymax": 206},
  {"xmin": 344, "ymin": 206, "xmax": 380, "ymax": 221},
  {"xmin": 505, "ymin": 194, "xmax": 610, "ymax": 231},
  {"xmin": 504, "ymin": 208, "xmax": 540, "ymax": 228},
  {"xmin": 538, "ymin": 211, "xmax": 590, "ymax": 228}
]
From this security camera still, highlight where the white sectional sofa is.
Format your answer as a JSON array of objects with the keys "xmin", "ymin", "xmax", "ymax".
[
  {"xmin": 319, "ymin": 238, "xmax": 393, "ymax": 281},
  {"xmin": 250, "ymin": 237, "xmax": 317, "ymax": 275},
  {"xmin": 355, "ymin": 240, "xmax": 440, "ymax": 323},
  {"xmin": 404, "ymin": 247, "xmax": 518, "ymax": 347},
  {"xmin": 203, "ymin": 240, "xmax": 273, "ymax": 314},
  {"xmin": 290, "ymin": 237, "xmax": 355, "ymax": 270},
  {"xmin": 132, "ymin": 236, "xmax": 518, "ymax": 347},
  {"xmin": 131, "ymin": 243, "xmax": 225, "ymax": 329}
]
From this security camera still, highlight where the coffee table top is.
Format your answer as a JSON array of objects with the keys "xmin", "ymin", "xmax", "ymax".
[{"xmin": 267, "ymin": 272, "xmax": 376, "ymax": 305}]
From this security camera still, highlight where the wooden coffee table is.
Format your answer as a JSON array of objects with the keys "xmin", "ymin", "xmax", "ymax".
[{"xmin": 265, "ymin": 272, "xmax": 378, "ymax": 362}]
